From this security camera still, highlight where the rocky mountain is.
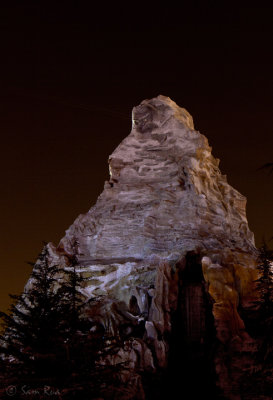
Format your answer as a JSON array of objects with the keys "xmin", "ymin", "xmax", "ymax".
[{"xmin": 46, "ymin": 96, "xmax": 259, "ymax": 399}]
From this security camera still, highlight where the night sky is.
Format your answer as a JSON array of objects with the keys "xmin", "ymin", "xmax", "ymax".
[{"xmin": 1, "ymin": 2, "xmax": 273, "ymax": 312}]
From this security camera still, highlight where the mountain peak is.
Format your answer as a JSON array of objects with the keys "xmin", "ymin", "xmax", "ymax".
[
  {"xmin": 41, "ymin": 97, "xmax": 258, "ymax": 398},
  {"xmin": 132, "ymin": 95, "xmax": 194, "ymax": 132}
]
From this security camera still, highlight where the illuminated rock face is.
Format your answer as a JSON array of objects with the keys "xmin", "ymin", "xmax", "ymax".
[{"xmin": 48, "ymin": 96, "xmax": 258, "ymax": 398}]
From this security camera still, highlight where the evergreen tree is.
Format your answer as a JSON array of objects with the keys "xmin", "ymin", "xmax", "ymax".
[
  {"xmin": 242, "ymin": 243, "xmax": 273, "ymax": 397},
  {"xmin": 58, "ymin": 240, "xmax": 123, "ymax": 398},
  {"xmin": 58, "ymin": 240, "xmax": 87, "ymax": 336},
  {"xmin": 0, "ymin": 245, "xmax": 66, "ymax": 389},
  {"xmin": 0, "ymin": 242, "xmax": 123, "ymax": 398},
  {"xmin": 254, "ymin": 243, "xmax": 273, "ymax": 364},
  {"xmin": 258, "ymin": 162, "xmax": 273, "ymax": 175}
]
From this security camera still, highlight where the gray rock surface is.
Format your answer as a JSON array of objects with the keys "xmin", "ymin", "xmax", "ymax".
[{"xmin": 44, "ymin": 96, "xmax": 259, "ymax": 399}]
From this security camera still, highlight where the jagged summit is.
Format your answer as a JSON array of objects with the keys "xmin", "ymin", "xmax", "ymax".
[
  {"xmin": 132, "ymin": 95, "xmax": 194, "ymax": 131},
  {"xmin": 57, "ymin": 95, "xmax": 255, "ymax": 265}
]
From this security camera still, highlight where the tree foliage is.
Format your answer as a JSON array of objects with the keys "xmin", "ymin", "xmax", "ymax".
[
  {"xmin": 254, "ymin": 243, "xmax": 273, "ymax": 365},
  {"xmin": 255, "ymin": 243, "xmax": 273, "ymax": 318},
  {"xmin": 258, "ymin": 162, "xmax": 273, "ymax": 175},
  {"xmin": 0, "ymin": 246, "xmax": 65, "ymax": 383},
  {"xmin": 0, "ymin": 243, "xmax": 121, "ymax": 399},
  {"xmin": 242, "ymin": 243, "xmax": 273, "ymax": 397}
]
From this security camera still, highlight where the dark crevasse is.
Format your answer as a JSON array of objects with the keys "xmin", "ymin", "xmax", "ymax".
[{"xmin": 145, "ymin": 253, "xmax": 222, "ymax": 400}]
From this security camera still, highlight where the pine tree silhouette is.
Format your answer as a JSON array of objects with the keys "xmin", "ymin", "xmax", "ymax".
[
  {"xmin": 0, "ymin": 242, "xmax": 123, "ymax": 399},
  {"xmin": 257, "ymin": 162, "xmax": 273, "ymax": 175},
  {"xmin": 254, "ymin": 243, "xmax": 273, "ymax": 363},
  {"xmin": 242, "ymin": 243, "xmax": 273, "ymax": 397}
]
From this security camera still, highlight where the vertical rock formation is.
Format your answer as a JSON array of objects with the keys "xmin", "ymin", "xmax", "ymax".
[{"xmin": 46, "ymin": 96, "xmax": 258, "ymax": 399}]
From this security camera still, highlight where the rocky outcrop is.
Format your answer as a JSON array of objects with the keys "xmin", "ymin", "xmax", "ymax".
[{"xmin": 45, "ymin": 96, "xmax": 258, "ymax": 398}]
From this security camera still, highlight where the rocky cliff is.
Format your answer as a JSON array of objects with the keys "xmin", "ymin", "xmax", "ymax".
[{"xmin": 47, "ymin": 96, "xmax": 258, "ymax": 399}]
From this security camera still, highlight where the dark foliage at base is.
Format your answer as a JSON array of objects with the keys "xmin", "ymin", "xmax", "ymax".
[
  {"xmin": 239, "ymin": 243, "xmax": 273, "ymax": 398},
  {"xmin": 2, "ymin": 241, "xmax": 273, "ymax": 399},
  {"xmin": 0, "ymin": 244, "xmax": 122, "ymax": 399}
]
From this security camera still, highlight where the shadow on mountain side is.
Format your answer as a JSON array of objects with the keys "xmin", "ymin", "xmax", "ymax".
[{"xmin": 144, "ymin": 254, "xmax": 222, "ymax": 400}]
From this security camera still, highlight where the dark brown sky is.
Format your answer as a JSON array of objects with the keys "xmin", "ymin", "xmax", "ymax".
[{"xmin": 1, "ymin": 2, "xmax": 273, "ymax": 312}]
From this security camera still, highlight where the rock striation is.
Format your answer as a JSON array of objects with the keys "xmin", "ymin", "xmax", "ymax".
[{"xmin": 46, "ymin": 96, "xmax": 258, "ymax": 398}]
